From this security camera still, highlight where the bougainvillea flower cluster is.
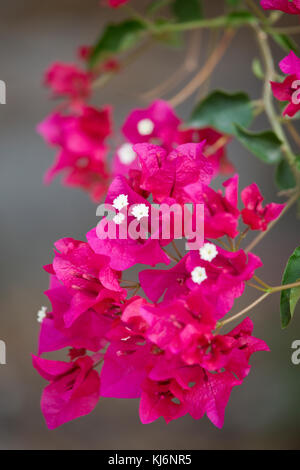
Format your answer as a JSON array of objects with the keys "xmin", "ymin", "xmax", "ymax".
[
  {"xmin": 37, "ymin": 105, "xmax": 112, "ymax": 201},
  {"xmin": 37, "ymin": 45, "xmax": 115, "ymax": 201},
  {"xmin": 34, "ymin": 0, "xmax": 300, "ymax": 433},
  {"xmin": 44, "ymin": 62, "xmax": 92, "ymax": 102},
  {"xmin": 271, "ymin": 51, "xmax": 300, "ymax": 117},
  {"xmin": 113, "ymin": 100, "xmax": 232, "ymax": 179},
  {"xmin": 34, "ymin": 140, "xmax": 286, "ymax": 429}
]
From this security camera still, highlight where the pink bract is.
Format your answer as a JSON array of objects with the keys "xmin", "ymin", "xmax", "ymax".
[{"xmin": 261, "ymin": 0, "xmax": 300, "ymax": 14}]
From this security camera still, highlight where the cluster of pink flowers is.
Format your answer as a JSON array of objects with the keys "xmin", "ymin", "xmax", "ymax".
[
  {"xmin": 34, "ymin": 0, "xmax": 299, "ymax": 431},
  {"xmin": 113, "ymin": 99, "xmax": 233, "ymax": 180},
  {"xmin": 37, "ymin": 48, "xmax": 114, "ymax": 201},
  {"xmin": 271, "ymin": 51, "xmax": 300, "ymax": 117},
  {"xmin": 33, "ymin": 138, "xmax": 287, "ymax": 429}
]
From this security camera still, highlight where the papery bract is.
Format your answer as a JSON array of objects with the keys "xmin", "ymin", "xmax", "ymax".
[
  {"xmin": 44, "ymin": 62, "xmax": 91, "ymax": 102},
  {"xmin": 37, "ymin": 105, "xmax": 112, "ymax": 200},
  {"xmin": 185, "ymin": 174, "xmax": 240, "ymax": 239},
  {"xmin": 241, "ymin": 183, "xmax": 285, "ymax": 230},
  {"xmin": 271, "ymin": 51, "xmax": 300, "ymax": 117},
  {"xmin": 32, "ymin": 355, "xmax": 101, "ymax": 429},
  {"xmin": 261, "ymin": 0, "xmax": 300, "ymax": 14}
]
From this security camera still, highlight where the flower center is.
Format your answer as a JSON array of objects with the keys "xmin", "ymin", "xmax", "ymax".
[
  {"xmin": 113, "ymin": 213, "xmax": 125, "ymax": 225},
  {"xmin": 199, "ymin": 242, "xmax": 218, "ymax": 262},
  {"xmin": 137, "ymin": 118, "xmax": 155, "ymax": 136},
  {"xmin": 131, "ymin": 203, "xmax": 149, "ymax": 221},
  {"xmin": 112, "ymin": 194, "xmax": 129, "ymax": 211},
  {"xmin": 191, "ymin": 266, "xmax": 207, "ymax": 285},
  {"xmin": 37, "ymin": 306, "xmax": 47, "ymax": 323},
  {"xmin": 118, "ymin": 143, "xmax": 137, "ymax": 165}
]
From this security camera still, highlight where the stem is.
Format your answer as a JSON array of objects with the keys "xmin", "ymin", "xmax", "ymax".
[
  {"xmin": 140, "ymin": 30, "xmax": 200, "ymax": 101},
  {"xmin": 162, "ymin": 247, "xmax": 179, "ymax": 263},
  {"xmin": 219, "ymin": 292, "xmax": 270, "ymax": 327},
  {"xmin": 269, "ymin": 26, "xmax": 300, "ymax": 35},
  {"xmin": 131, "ymin": 285, "xmax": 141, "ymax": 297},
  {"xmin": 172, "ymin": 240, "xmax": 183, "ymax": 260},
  {"xmin": 235, "ymin": 227, "xmax": 250, "ymax": 250},
  {"xmin": 284, "ymin": 120, "xmax": 300, "ymax": 149},
  {"xmin": 218, "ymin": 280, "xmax": 300, "ymax": 328},
  {"xmin": 253, "ymin": 275, "xmax": 271, "ymax": 289},
  {"xmin": 245, "ymin": 190, "xmax": 300, "ymax": 253},
  {"xmin": 270, "ymin": 281, "xmax": 300, "ymax": 293},
  {"xmin": 247, "ymin": 281, "xmax": 268, "ymax": 293},
  {"xmin": 92, "ymin": 38, "xmax": 153, "ymax": 90},
  {"xmin": 152, "ymin": 16, "xmax": 248, "ymax": 34},
  {"xmin": 204, "ymin": 135, "xmax": 231, "ymax": 157},
  {"xmin": 246, "ymin": 0, "xmax": 267, "ymax": 23},
  {"xmin": 169, "ymin": 29, "xmax": 235, "ymax": 107},
  {"xmin": 253, "ymin": 24, "xmax": 298, "ymax": 178}
]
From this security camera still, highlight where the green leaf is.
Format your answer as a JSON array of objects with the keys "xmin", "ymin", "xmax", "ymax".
[
  {"xmin": 153, "ymin": 19, "xmax": 183, "ymax": 47},
  {"xmin": 281, "ymin": 247, "xmax": 300, "ymax": 328},
  {"xmin": 147, "ymin": 0, "xmax": 172, "ymax": 15},
  {"xmin": 290, "ymin": 284, "xmax": 300, "ymax": 317},
  {"xmin": 275, "ymin": 158, "xmax": 296, "ymax": 190},
  {"xmin": 252, "ymin": 58, "xmax": 264, "ymax": 80},
  {"xmin": 226, "ymin": 0, "xmax": 243, "ymax": 7},
  {"xmin": 89, "ymin": 19, "xmax": 146, "ymax": 68},
  {"xmin": 235, "ymin": 125, "xmax": 283, "ymax": 164},
  {"xmin": 271, "ymin": 33, "xmax": 299, "ymax": 55},
  {"xmin": 189, "ymin": 90, "xmax": 253, "ymax": 136},
  {"xmin": 172, "ymin": 0, "xmax": 203, "ymax": 22},
  {"xmin": 225, "ymin": 11, "xmax": 257, "ymax": 25}
]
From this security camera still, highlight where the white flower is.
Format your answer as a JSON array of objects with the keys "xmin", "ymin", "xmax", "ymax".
[
  {"xmin": 118, "ymin": 143, "xmax": 137, "ymax": 165},
  {"xmin": 112, "ymin": 194, "xmax": 129, "ymax": 211},
  {"xmin": 191, "ymin": 267, "xmax": 207, "ymax": 285},
  {"xmin": 113, "ymin": 212, "xmax": 125, "ymax": 225},
  {"xmin": 137, "ymin": 118, "xmax": 155, "ymax": 136},
  {"xmin": 37, "ymin": 306, "xmax": 47, "ymax": 323},
  {"xmin": 199, "ymin": 242, "xmax": 218, "ymax": 262},
  {"xmin": 131, "ymin": 203, "xmax": 149, "ymax": 221}
]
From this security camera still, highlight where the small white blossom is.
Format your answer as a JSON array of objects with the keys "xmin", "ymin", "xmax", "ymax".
[
  {"xmin": 131, "ymin": 204, "xmax": 149, "ymax": 221},
  {"xmin": 199, "ymin": 242, "xmax": 218, "ymax": 262},
  {"xmin": 118, "ymin": 143, "xmax": 137, "ymax": 165},
  {"xmin": 137, "ymin": 118, "xmax": 155, "ymax": 136},
  {"xmin": 37, "ymin": 306, "xmax": 47, "ymax": 323},
  {"xmin": 113, "ymin": 212, "xmax": 125, "ymax": 225},
  {"xmin": 191, "ymin": 267, "xmax": 207, "ymax": 285},
  {"xmin": 112, "ymin": 194, "xmax": 129, "ymax": 211}
]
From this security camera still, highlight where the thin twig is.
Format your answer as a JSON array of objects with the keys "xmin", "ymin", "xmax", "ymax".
[
  {"xmin": 271, "ymin": 281, "xmax": 300, "ymax": 293},
  {"xmin": 172, "ymin": 240, "xmax": 183, "ymax": 260},
  {"xmin": 162, "ymin": 246, "xmax": 179, "ymax": 263},
  {"xmin": 253, "ymin": 275, "xmax": 271, "ymax": 289},
  {"xmin": 168, "ymin": 29, "xmax": 235, "ymax": 107},
  {"xmin": 140, "ymin": 30, "xmax": 201, "ymax": 101},
  {"xmin": 219, "ymin": 292, "xmax": 270, "ymax": 327},
  {"xmin": 247, "ymin": 282, "xmax": 268, "ymax": 293},
  {"xmin": 285, "ymin": 120, "xmax": 300, "ymax": 149},
  {"xmin": 269, "ymin": 25, "xmax": 300, "ymax": 35},
  {"xmin": 252, "ymin": 24, "xmax": 298, "ymax": 178}
]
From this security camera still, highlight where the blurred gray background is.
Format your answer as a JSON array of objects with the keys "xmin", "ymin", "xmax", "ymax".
[{"xmin": 0, "ymin": 0, "xmax": 300, "ymax": 450}]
